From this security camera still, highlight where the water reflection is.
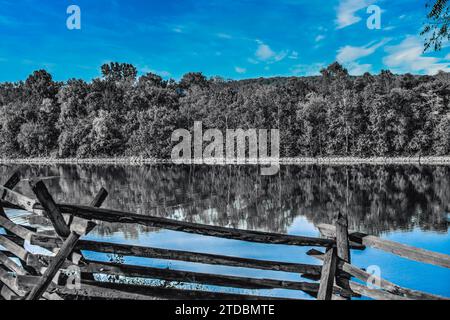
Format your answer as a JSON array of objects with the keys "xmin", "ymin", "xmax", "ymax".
[{"xmin": 1, "ymin": 164, "xmax": 448, "ymax": 238}]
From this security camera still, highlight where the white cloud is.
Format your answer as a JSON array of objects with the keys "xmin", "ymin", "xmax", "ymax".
[
  {"xmin": 383, "ymin": 36, "xmax": 450, "ymax": 75},
  {"xmin": 336, "ymin": 39, "xmax": 390, "ymax": 75},
  {"xmin": 273, "ymin": 51, "xmax": 288, "ymax": 62},
  {"xmin": 254, "ymin": 41, "xmax": 288, "ymax": 63},
  {"xmin": 140, "ymin": 66, "xmax": 172, "ymax": 77},
  {"xmin": 234, "ymin": 66, "xmax": 247, "ymax": 74},
  {"xmin": 445, "ymin": 54, "xmax": 450, "ymax": 60},
  {"xmin": 217, "ymin": 33, "xmax": 232, "ymax": 39},
  {"xmin": 157, "ymin": 70, "xmax": 172, "ymax": 77},
  {"xmin": 346, "ymin": 62, "xmax": 372, "ymax": 75},
  {"xmin": 337, "ymin": 38, "xmax": 390, "ymax": 63},
  {"xmin": 289, "ymin": 51, "xmax": 299, "ymax": 59},
  {"xmin": 291, "ymin": 63, "xmax": 326, "ymax": 76},
  {"xmin": 315, "ymin": 35, "xmax": 325, "ymax": 42},
  {"xmin": 336, "ymin": 0, "xmax": 376, "ymax": 29},
  {"xmin": 256, "ymin": 43, "xmax": 276, "ymax": 60}
]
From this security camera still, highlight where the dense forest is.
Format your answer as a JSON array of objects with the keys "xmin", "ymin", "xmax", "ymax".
[{"xmin": 0, "ymin": 62, "xmax": 449, "ymax": 159}]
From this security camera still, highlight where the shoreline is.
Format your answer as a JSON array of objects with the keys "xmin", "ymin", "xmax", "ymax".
[{"xmin": 2, "ymin": 156, "xmax": 450, "ymax": 165}]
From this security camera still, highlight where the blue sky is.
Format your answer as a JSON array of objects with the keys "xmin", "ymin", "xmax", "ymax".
[{"xmin": 0, "ymin": 0, "xmax": 449, "ymax": 82}]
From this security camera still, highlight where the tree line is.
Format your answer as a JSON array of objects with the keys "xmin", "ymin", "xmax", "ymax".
[{"xmin": 0, "ymin": 62, "xmax": 449, "ymax": 159}]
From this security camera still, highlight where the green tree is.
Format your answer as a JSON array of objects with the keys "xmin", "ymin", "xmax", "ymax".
[
  {"xmin": 0, "ymin": 102, "xmax": 26, "ymax": 156},
  {"xmin": 101, "ymin": 62, "xmax": 137, "ymax": 82},
  {"xmin": 179, "ymin": 72, "xmax": 208, "ymax": 90},
  {"xmin": 24, "ymin": 70, "xmax": 59, "ymax": 102},
  {"xmin": 90, "ymin": 110, "xmax": 124, "ymax": 156},
  {"xmin": 421, "ymin": 0, "xmax": 450, "ymax": 51},
  {"xmin": 297, "ymin": 93, "xmax": 327, "ymax": 156}
]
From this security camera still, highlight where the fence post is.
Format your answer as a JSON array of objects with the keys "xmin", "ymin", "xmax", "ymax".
[
  {"xmin": 0, "ymin": 171, "xmax": 21, "ymax": 219},
  {"xmin": 67, "ymin": 188, "xmax": 108, "ymax": 266},
  {"xmin": 317, "ymin": 247, "xmax": 337, "ymax": 300},
  {"xmin": 26, "ymin": 186, "xmax": 105, "ymax": 300},
  {"xmin": 335, "ymin": 211, "xmax": 350, "ymax": 263},
  {"xmin": 25, "ymin": 224, "xmax": 94, "ymax": 300},
  {"xmin": 335, "ymin": 211, "xmax": 351, "ymax": 299},
  {"xmin": 29, "ymin": 180, "xmax": 70, "ymax": 238},
  {"xmin": 90, "ymin": 187, "xmax": 108, "ymax": 208}
]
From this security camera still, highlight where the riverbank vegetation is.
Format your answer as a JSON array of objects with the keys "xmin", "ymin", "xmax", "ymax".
[{"xmin": 0, "ymin": 62, "xmax": 449, "ymax": 159}]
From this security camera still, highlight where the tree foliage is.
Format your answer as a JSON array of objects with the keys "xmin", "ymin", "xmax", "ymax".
[
  {"xmin": 422, "ymin": 0, "xmax": 450, "ymax": 51},
  {"xmin": 0, "ymin": 62, "xmax": 449, "ymax": 159}
]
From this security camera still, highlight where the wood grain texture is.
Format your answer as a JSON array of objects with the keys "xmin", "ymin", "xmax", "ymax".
[
  {"xmin": 317, "ymin": 223, "xmax": 450, "ymax": 269},
  {"xmin": 30, "ymin": 236, "xmax": 322, "ymax": 275},
  {"xmin": 29, "ymin": 180, "xmax": 70, "ymax": 237},
  {"xmin": 26, "ymin": 231, "xmax": 80, "ymax": 300},
  {"xmin": 317, "ymin": 247, "xmax": 337, "ymax": 300},
  {"xmin": 308, "ymin": 248, "xmax": 448, "ymax": 300}
]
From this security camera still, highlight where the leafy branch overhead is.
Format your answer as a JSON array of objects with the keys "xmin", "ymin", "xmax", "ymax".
[{"xmin": 422, "ymin": 0, "xmax": 450, "ymax": 51}]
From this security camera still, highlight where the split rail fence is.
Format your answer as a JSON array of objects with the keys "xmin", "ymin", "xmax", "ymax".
[{"xmin": 0, "ymin": 171, "xmax": 448, "ymax": 300}]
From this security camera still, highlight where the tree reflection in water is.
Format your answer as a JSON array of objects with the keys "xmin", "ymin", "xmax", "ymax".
[{"xmin": 1, "ymin": 164, "xmax": 448, "ymax": 238}]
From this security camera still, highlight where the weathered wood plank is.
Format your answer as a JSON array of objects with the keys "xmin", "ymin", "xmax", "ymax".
[
  {"xmin": 0, "ymin": 235, "xmax": 28, "ymax": 261},
  {"xmin": 317, "ymin": 247, "xmax": 337, "ymax": 300},
  {"xmin": 29, "ymin": 180, "xmax": 70, "ymax": 238},
  {"xmin": 1, "ymin": 283, "xmax": 18, "ymax": 300},
  {"xmin": 0, "ymin": 250, "xmax": 16, "ymax": 258},
  {"xmin": 0, "ymin": 169, "xmax": 16, "ymax": 218},
  {"xmin": 0, "ymin": 204, "xmax": 7, "ymax": 220},
  {"xmin": 335, "ymin": 212, "xmax": 351, "ymax": 299},
  {"xmin": 2, "ymin": 234, "xmax": 25, "ymax": 247},
  {"xmin": 25, "ymin": 231, "xmax": 81, "ymax": 300},
  {"xmin": 0, "ymin": 268, "xmax": 26, "ymax": 298},
  {"xmin": 55, "ymin": 204, "xmax": 344, "ymax": 247},
  {"xmin": 25, "ymin": 211, "xmax": 96, "ymax": 300},
  {"xmin": 317, "ymin": 224, "xmax": 450, "ymax": 269},
  {"xmin": 67, "ymin": 188, "xmax": 108, "ymax": 228},
  {"xmin": 0, "ymin": 251, "xmax": 27, "ymax": 275},
  {"xmin": 335, "ymin": 213, "xmax": 350, "ymax": 263},
  {"xmin": 25, "ymin": 255, "xmax": 330, "ymax": 297},
  {"xmin": 1, "ymin": 170, "xmax": 26, "ymax": 221},
  {"xmin": 307, "ymin": 249, "xmax": 448, "ymax": 300},
  {"xmin": 1, "ymin": 171, "xmax": 21, "ymax": 200},
  {"xmin": 18, "ymin": 275, "xmax": 300, "ymax": 300},
  {"xmin": 68, "ymin": 188, "xmax": 109, "ymax": 266},
  {"xmin": 0, "ymin": 187, "xmax": 36, "ymax": 213},
  {"xmin": 0, "ymin": 215, "xmax": 34, "ymax": 240},
  {"xmin": 348, "ymin": 281, "xmax": 410, "ymax": 300},
  {"xmin": 0, "ymin": 197, "xmax": 360, "ymax": 248},
  {"xmin": 30, "ymin": 236, "xmax": 322, "ymax": 275},
  {"xmin": 0, "ymin": 255, "xmax": 63, "ymax": 300},
  {"xmin": 90, "ymin": 188, "xmax": 108, "ymax": 207},
  {"xmin": 20, "ymin": 276, "xmax": 158, "ymax": 300},
  {"xmin": 80, "ymin": 260, "xmax": 320, "ymax": 294}
]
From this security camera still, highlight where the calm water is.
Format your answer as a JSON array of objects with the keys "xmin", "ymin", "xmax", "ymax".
[{"xmin": 1, "ymin": 164, "xmax": 449, "ymax": 299}]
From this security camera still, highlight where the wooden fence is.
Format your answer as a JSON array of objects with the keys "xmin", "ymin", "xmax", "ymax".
[{"xmin": 0, "ymin": 170, "xmax": 448, "ymax": 300}]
